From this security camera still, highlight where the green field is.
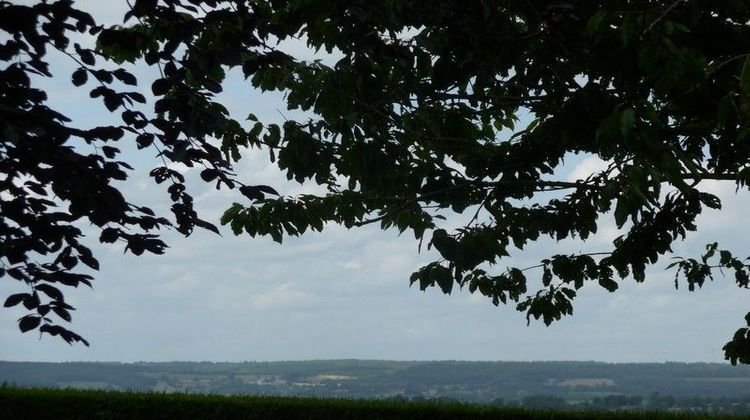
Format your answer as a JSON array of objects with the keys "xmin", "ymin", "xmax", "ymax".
[{"xmin": 0, "ymin": 387, "xmax": 746, "ymax": 420}]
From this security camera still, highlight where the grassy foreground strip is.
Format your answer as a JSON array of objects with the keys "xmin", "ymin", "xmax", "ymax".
[{"xmin": 0, "ymin": 387, "xmax": 742, "ymax": 420}]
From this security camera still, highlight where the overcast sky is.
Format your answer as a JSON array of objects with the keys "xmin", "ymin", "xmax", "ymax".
[{"xmin": 1, "ymin": 2, "xmax": 748, "ymax": 363}]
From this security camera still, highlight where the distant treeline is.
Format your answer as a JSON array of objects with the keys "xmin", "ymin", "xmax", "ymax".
[
  {"xmin": 2, "ymin": 360, "xmax": 750, "ymax": 413},
  {"xmin": 385, "ymin": 393, "xmax": 750, "ymax": 415}
]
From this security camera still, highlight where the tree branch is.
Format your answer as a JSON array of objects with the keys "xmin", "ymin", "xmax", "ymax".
[
  {"xmin": 476, "ymin": 179, "xmax": 600, "ymax": 191},
  {"xmin": 682, "ymin": 173, "xmax": 745, "ymax": 182},
  {"xmin": 642, "ymin": 0, "xmax": 685, "ymax": 35}
]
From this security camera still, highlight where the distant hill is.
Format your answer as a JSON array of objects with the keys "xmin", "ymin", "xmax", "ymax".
[{"xmin": 2, "ymin": 360, "xmax": 750, "ymax": 404}]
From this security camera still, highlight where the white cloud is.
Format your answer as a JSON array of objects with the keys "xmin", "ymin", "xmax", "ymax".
[
  {"xmin": 337, "ymin": 259, "xmax": 363, "ymax": 270},
  {"xmin": 566, "ymin": 155, "xmax": 615, "ymax": 182},
  {"xmin": 245, "ymin": 283, "xmax": 312, "ymax": 310}
]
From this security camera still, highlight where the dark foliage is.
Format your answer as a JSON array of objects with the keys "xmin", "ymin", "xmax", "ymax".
[
  {"xmin": 2, "ymin": 0, "xmax": 750, "ymax": 363},
  {"xmin": 0, "ymin": 0, "xmax": 273, "ymax": 344},
  {"xmin": 207, "ymin": 1, "xmax": 750, "ymax": 363}
]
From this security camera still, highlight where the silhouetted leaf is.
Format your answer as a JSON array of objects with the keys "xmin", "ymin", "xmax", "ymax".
[
  {"xmin": 52, "ymin": 306, "xmax": 72, "ymax": 322},
  {"xmin": 79, "ymin": 253, "xmax": 99, "ymax": 270},
  {"xmin": 255, "ymin": 185, "xmax": 279, "ymax": 196},
  {"xmin": 4, "ymin": 293, "xmax": 27, "ymax": 308},
  {"xmin": 18, "ymin": 316, "xmax": 41, "ymax": 333},
  {"xmin": 151, "ymin": 78, "xmax": 170, "ymax": 95},
  {"xmin": 239, "ymin": 186, "xmax": 265, "ymax": 201},
  {"xmin": 126, "ymin": 91, "xmax": 146, "ymax": 103},
  {"xmin": 203, "ymin": 78, "xmax": 222, "ymax": 93},
  {"xmin": 78, "ymin": 49, "xmax": 95, "ymax": 65},
  {"xmin": 741, "ymin": 55, "xmax": 750, "ymax": 93},
  {"xmin": 430, "ymin": 265, "xmax": 453, "ymax": 294},
  {"xmin": 194, "ymin": 218, "xmax": 220, "ymax": 235},
  {"xmin": 35, "ymin": 284, "xmax": 64, "ymax": 301},
  {"xmin": 112, "ymin": 68, "xmax": 136, "ymax": 85},
  {"xmin": 200, "ymin": 168, "xmax": 219, "ymax": 182},
  {"xmin": 71, "ymin": 67, "xmax": 87, "ymax": 86},
  {"xmin": 22, "ymin": 292, "xmax": 40, "ymax": 310}
]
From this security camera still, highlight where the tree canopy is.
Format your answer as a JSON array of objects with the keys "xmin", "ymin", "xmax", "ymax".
[{"xmin": 2, "ymin": 0, "xmax": 750, "ymax": 363}]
